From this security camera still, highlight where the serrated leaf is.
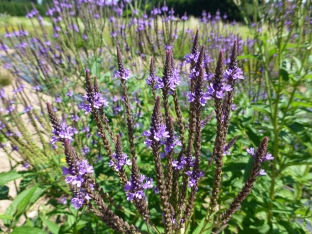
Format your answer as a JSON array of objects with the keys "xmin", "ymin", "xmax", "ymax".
[
  {"xmin": 40, "ymin": 215, "xmax": 59, "ymax": 234},
  {"xmin": 11, "ymin": 226, "xmax": 47, "ymax": 234},
  {"xmin": 192, "ymin": 217, "xmax": 208, "ymax": 234},
  {"xmin": 0, "ymin": 171, "xmax": 22, "ymax": 186}
]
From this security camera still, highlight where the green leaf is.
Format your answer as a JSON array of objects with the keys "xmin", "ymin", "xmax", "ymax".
[
  {"xmin": 11, "ymin": 226, "xmax": 47, "ymax": 234},
  {"xmin": 4, "ymin": 185, "xmax": 38, "ymax": 225},
  {"xmin": 292, "ymin": 56, "xmax": 302, "ymax": 71},
  {"xmin": 243, "ymin": 157, "xmax": 254, "ymax": 183},
  {"xmin": 192, "ymin": 217, "xmax": 208, "ymax": 234},
  {"xmin": 40, "ymin": 215, "xmax": 59, "ymax": 234},
  {"xmin": 237, "ymin": 54, "xmax": 256, "ymax": 60},
  {"xmin": 191, "ymin": 212, "xmax": 217, "ymax": 234},
  {"xmin": 0, "ymin": 214, "xmax": 14, "ymax": 220},
  {"xmin": 291, "ymin": 101, "xmax": 312, "ymax": 108},
  {"xmin": 280, "ymin": 68, "xmax": 289, "ymax": 81},
  {"xmin": 66, "ymin": 215, "xmax": 76, "ymax": 228},
  {"xmin": 0, "ymin": 171, "xmax": 22, "ymax": 186},
  {"xmin": 0, "ymin": 185, "xmax": 9, "ymax": 199},
  {"xmin": 245, "ymin": 126, "xmax": 261, "ymax": 146},
  {"xmin": 279, "ymin": 220, "xmax": 306, "ymax": 234}
]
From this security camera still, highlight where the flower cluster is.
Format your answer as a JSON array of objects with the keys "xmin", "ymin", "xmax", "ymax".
[
  {"xmin": 50, "ymin": 122, "xmax": 77, "ymax": 146},
  {"xmin": 167, "ymin": 68, "xmax": 181, "ymax": 91},
  {"xmin": 80, "ymin": 92, "xmax": 108, "ymax": 114},
  {"xmin": 124, "ymin": 174, "xmax": 154, "ymax": 201},
  {"xmin": 109, "ymin": 152, "xmax": 131, "ymax": 171},
  {"xmin": 146, "ymin": 75, "xmax": 163, "ymax": 90},
  {"xmin": 142, "ymin": 124, "xmax": 169, "ymax": 147},
  {"xmin": 224, "ymin": 67, "xmax": 244, "ymax": 80},
  {"xmin": 246, "ymin": 147, "xmax": 273, "ymax": 175},
  {"xmin": 114, "ymin": 68, "xmax": 131, "ymax": 80},
  {"xmin": 186, "ymin": 170, "xmax": 204, "ymax": 188},
  {"xmin": 63, "ymin": 159, "xmax": 94, "ymax": 209},
  {"xmin": 247, "ymin": 147, "xmax": 274, "ymax": 162}
]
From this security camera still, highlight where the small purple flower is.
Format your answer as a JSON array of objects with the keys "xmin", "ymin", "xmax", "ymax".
[
  {"xmin": 11, "ymin": 145, "xmax": 19, "ymax": 151},
  {"xmin": 22, "ymin": 161, "xmax": 30, "ymax": 169},
  {"xmin": 0, "ymin": 89, "xmax": 5, "ymax": 98},
  {"xmin": 263, "ymin": 153, "xmax": 274, "ymax": 161},
  {"xmin": 110, "ymin": 32, "xmax": 117, "ymax": 38},
  {"xmin": 66, "ymin": 90, "xmax": 73, "ymax": 97},
  {"xmin": 224, "ymin": 67, "xmax": 244, "ymax": 80},
  {"xmin": 33, "ymin": 85, "xmax": 41, "ymax": 91},
  {"xmin": 58, "ymin": 196, "xmax": 67, "ymax": 205},
  {"xmin": 146, "ymin": 75, "xmax": 164, "ymax": 89},
  {"xmin": 80, "ymin": 92, "xmax": 108, "ymax": 114},
  {"xmin": 167, "ymin": 68, "xmax": 181, "ymax": 90},
  {"xmin": 164, "ymin": 45, "xmax": 173, "ymax": 50},
  {"xmin": 50, "ymin": 122, "xmax": 76, "ymax": 145},
  {"xmin": 165, "ymin": 137, "xmax": 181, "ymax": 154},
  {"xmin": 71, "ymin": 114, "xmax": 79, "ymax": 122},
  {"xmin": 247, "ymin": 147, "xmax": 273, "ymax": 163},
  {"xmin": 186, "ymin": 170, "xmax": 204, "ymax": 188},
  {"xmin": 151, "ymin": 8, "xmax": 161, "ymax": 16},
  {"xmin": 78, "ymin": 160, "xmax": 94, "ymax": 175},
  {"xmin": 62, "ymin": 166, "xmax": 72, "ymax": 175},
  {"xmin": 114, "ymin": 68, "xmax": 131, "ymax": 80},
  {"xmin": 71, "ymin": 198, "xmax": 84, "ymax": 209},
  {"xmin": 124, "ymin": 175, "xmax": 153, "ymax": 201},
  {"xmin": 109, "ymin": 153, "xmax": 131, "ymax": 171},
  {"xmin": 259, "ymin": 169, "xmax": 267, "ymax": 176},
  {"xmin": 54, "ymin": 97, "xmax": 62, "ymax": 103},
  {"xmin": 81, "ymin": 146, "xmax": 90, "ymax": 155},
  {"xmin": 81, "ymin": 126, "xmax": 89, "ymax": 133},
  {"xmin": 181, "ymin": 15, "xmax": 188, "ymax": 21},
  {"xmin": 161, "ymin": 5, "xmax": 168, "ymax": 12},
  {"xmin": 24, "ymin": 105, "xmax": 33, "ymax": 113},
  {"xmin": 172, "ymin": 156, "xmax": 187, "ymax": 170},
  {"xmin": 246, "ymin": 148, "xmax": 255, "ymax": 157},
  {"xmin": 184, "ymin": 52, "xmax": 199, "ymax": 64}
]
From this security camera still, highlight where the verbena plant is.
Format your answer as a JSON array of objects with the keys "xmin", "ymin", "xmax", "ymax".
[
  {"xmin": 0, "ymin": 0, "xmax": 311, "ymax": 233},
  {"xmin": 0, "ymin": 0, "xmax": 244, "ymax": 96},
  {"xmin": 44, "ymin": 32, "xmax": 271, "ymax": 233},
  {"xmin": 233, "ymin": 0, "xmax": 312, "ymax": 232}
]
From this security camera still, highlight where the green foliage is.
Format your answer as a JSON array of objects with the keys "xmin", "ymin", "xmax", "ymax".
[
  {"xmin": 0, "ymin": 2, "xmax": 46, "ymax": 16},
  {"xmin": 0, "ymin": 0, "xmax": 311, "ymax": 233}
]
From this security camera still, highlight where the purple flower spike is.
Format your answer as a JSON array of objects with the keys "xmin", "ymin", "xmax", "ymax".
[{"xmin": 80, "ymin": 91, "xmax": 108, "ymax": 114}]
